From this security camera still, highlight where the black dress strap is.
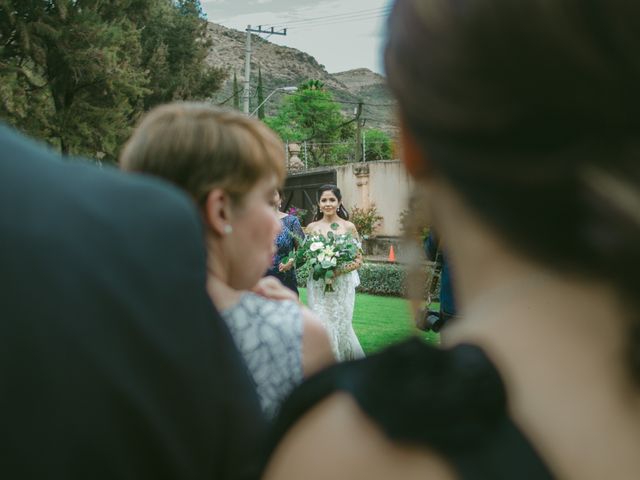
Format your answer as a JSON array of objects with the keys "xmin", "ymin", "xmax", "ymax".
[{"xmin": 267, "ymin": 338, "xmax": 555, "ymax": 479}]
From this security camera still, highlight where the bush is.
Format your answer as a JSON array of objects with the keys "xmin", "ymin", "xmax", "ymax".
[
  {"xmin": 356, "ymin": 263, "xmax": 406, "ymax": 296},
  {"xmin": 350, "ymin": 204, "xmax": 383, "ymax": 239},
  {"xmin": 297, "ymin": 261, "xmax": 423, "ymax": 297},
  {"xmin": 286, "ymin": 206, "xmax": 308, "ymax": 223},
  {"xmin": 363, "ymin": 129, "xmax": 392, "ymax": 161}
]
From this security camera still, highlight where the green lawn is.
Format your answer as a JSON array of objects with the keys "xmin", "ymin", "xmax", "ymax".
[{"xmin": 299, "ymin": 288, "xmax": 439, "ymax": 355}]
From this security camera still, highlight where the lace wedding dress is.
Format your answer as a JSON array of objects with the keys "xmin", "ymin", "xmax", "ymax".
[{"xmin": 307, "ymin": 270, "xmax": 365, "ymax": 361}]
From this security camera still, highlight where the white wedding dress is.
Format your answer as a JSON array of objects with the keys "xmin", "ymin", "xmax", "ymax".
[{"xmin": 307, "ymin": 270, "xmax": 365, "ymax": 361}]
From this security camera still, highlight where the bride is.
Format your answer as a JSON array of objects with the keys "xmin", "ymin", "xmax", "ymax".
[{"xmin": 305, "ymin": 185, "xmax": 365, "ymax": 361}]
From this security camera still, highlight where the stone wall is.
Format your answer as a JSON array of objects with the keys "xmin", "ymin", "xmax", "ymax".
[{"xmin": 334, "ymin": 160, "xmax": 414, "ymax": 236}]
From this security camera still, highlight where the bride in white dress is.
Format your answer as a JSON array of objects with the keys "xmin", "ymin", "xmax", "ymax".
[{"xmin": 305, "ymin": 185, "xmax": 365, "ymax": 361}]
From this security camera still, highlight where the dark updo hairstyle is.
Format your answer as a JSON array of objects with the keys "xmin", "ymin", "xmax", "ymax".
[
  {"xmin": 314, "ymin": 184, "xmax": 349, "ymax": 221},
  {"xmin": 385, "ymin": 0, "xmax": 640, "ymax": 380}
]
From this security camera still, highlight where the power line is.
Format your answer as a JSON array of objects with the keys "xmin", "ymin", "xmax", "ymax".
[
  {"xmin": 335, "ymin": 99, "xmax": 396, "ymax": 108},
  {"xmin": 264, "ymin": 7, "xmax": 391, "ymax": 29},
  {"xmin": 301, "ymin": 117, "xmax": 357, "ymax": 143},
  {"xmin": 217, "ymin": 87, "xmax": 258, "ymax": 106},
  {"xmin": 287, "ymin": 13, "xmax": 390, "ymax": 30},
  {"xmin": 286, "ymin": 12, "xmax": 390, "ymax": 30},
  {"xmin": 303, "ymin": 141, "xmax": 392, "ymax": 146}
]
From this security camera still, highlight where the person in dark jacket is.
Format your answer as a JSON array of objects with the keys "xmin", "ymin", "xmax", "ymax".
[
  {"xmin": 0, "ymin": 124, "xmax": 265, "ymax": 480},
  {"xmin": 420, "ymin": 230, "xmax": 456, "ymax": 331}
]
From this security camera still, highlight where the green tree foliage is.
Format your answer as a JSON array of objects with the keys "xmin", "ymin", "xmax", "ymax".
[
  {"xmin": 0, "ymin": 0, "xmax": 225, "ymax": 160},
  {"xmin": 141, "ymin": 0, "xmax": 225, "ymax": 109},
  {"xmin": 265, "ymin": 79, "xmax": 354, "ymax": 167},
  {"xmin": 0, "ymin": 1, "xmax": 149, "ymax": 157},
  {"xmin": 363, "ymin": 129, "xmax": 392, "ymax": 161}
]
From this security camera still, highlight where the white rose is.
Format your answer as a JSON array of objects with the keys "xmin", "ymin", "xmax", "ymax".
[{"xmin": 310, "ymin": 242, "xmax": 324, "ymax": 252}]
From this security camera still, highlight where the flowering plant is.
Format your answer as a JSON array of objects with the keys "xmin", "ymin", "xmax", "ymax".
[
  {"xmin": 350, "ymin": 204, "xmax": 383, "ymax": 239},
  {"xmin": 285, "ymin": 223, "xmax": 360, "ymax": 292},
  {"xmin": 286, "ymin": 206, "xmax": 308, "ymax": 223}
]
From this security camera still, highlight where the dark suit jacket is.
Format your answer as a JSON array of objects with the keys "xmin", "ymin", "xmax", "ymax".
[{"xmin": 0, "ymin": 125, "xmax": 265, "ymax": 479}]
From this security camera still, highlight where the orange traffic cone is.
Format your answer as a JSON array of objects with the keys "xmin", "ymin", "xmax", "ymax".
[{"xmin": 388, "ymin": 245, "xmax": 396, "ymax": 262}]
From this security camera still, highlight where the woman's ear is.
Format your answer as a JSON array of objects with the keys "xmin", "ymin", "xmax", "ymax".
[
  {"xmin": 204, "ymin": 188, "xmax": 231, "ymax": 236},
  {"xmin": 399, "ymin": 116, "xmax": 431, "ymax": 179}
]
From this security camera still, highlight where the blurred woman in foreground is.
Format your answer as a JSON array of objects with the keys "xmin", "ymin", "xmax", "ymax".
[
  {"xmin": 262, "ymin": 1, "xmax": 640, "ymax": 478},
  {"xmin": 121, "ymin": 104, "xmax": 334, "ymax": 419}
]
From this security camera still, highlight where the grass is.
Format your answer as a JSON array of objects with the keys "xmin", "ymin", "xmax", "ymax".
[{"xmin": 299, "ymin": 288, "xmax": 439, "ymax": 355}]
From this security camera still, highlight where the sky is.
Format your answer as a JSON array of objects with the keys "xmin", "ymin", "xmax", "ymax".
[{"xmin": 202, "ymin": 0, "xmax": 392, "ymax": 74}]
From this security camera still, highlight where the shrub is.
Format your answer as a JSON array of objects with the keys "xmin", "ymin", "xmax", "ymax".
[
  {"xmin": 356, "ymin": 263, "xmax": 406, "ymax": 296},
  {"xmin": 286, "ymin": 206, "xmax": 308, "ymax": 223},
  {"xmin": 297, "ymin": 261, "xmax": 432, "ymax": 297},
  {"xmin": 363, "ymin": 129, "xmax": 392, "ymax": 161},
  {"xmin": 350, "ymin": 204, "xmax": 383, "ymax": 239}
]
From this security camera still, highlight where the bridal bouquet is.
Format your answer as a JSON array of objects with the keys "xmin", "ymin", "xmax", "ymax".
[{"xmin": 286, "ymin": 223, "xmax": 360, "ymax": 292}]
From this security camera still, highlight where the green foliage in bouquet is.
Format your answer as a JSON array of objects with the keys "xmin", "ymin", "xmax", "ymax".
[{"xmin": 285, "ymin": 223, "xmax": 359, "ymax": 292}]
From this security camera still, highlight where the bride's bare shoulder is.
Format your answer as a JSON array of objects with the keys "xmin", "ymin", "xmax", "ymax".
[
  {"xmin": 343, "ymin": 220, "xmax": 357, "ymax": 233},
  {"xmin": 305, "ymin": 221, "xmax": 322, "ymax": 234}
]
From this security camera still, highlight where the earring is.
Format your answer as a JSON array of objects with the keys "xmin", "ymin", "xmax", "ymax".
[{"xmin": 223, "ymin": 225, "xmax": 233, "ymax": 235}]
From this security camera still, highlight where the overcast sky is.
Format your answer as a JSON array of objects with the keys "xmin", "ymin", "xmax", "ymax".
[{"xmin": 202, "ymin": 0, "xmax": 392, "ymax": 74}]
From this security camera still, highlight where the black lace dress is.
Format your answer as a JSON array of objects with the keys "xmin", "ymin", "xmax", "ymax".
[{"xmin": 266, "ymin": 338, "xmax": 555, "ymax": 479}]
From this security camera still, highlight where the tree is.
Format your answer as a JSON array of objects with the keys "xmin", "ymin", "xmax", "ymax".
[
  {"xmin": 139, "ymin": 0, "xmax": 226, "ymax": 109},
  {"xmin": 0, "ymin": 0, "xmax": 225, "ymax": 159},
  {"xmin": 265, "ymin": 79, "xmax": 354, "ymax": 167},
  {"xmin": 363, "ymin": 129, "xmax": 392, "ymax": 161},
  {"xmin": 1, "ymin": 1, "xmax": 150, "ymax": 157}
]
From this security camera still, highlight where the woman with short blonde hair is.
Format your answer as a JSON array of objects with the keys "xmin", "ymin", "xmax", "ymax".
[{"xmin": 122, "ymin": 103, "xmax": 334, "ymax": 419}]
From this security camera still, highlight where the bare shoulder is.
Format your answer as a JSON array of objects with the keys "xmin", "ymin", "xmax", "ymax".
[
  {"xmin": 344, "ymin": 221, "xmax": 359, "ymax": 235},
  {"xmin": 263, "ymin": 392, "xmax": 456, "ymax": 480},
  {"xmin": 305, "ymin": 221, "xmax": 321, "ymax": 234},
  {"xmin": 300, "ymin": 307, "xmax": 335, "ymax": 376}
]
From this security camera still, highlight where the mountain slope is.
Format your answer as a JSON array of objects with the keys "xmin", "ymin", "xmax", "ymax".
[
  {"xmin": 332, "ymin": 68, "xmax": 396, "ymax": 133},
  {"xmin": 205, "ymin": 23, "xmax": 396, "ymax": 132}
]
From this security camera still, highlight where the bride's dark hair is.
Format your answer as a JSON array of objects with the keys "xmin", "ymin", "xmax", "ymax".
[{"xmin": 313, "ymin": 184, "xmax": 349, "ymax": 221}]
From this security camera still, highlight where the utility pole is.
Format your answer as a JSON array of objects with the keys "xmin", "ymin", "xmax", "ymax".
[
  {"xmin": 243, "ymin": 25, "xmax": 287, "ymax": 115},
  {"xmin": 243, "ymin": 26, "xmax": 252, "ymax": 114},
  {"xmin": 354, "ymin": 101, "xmax": 364, "ymax": 162}
]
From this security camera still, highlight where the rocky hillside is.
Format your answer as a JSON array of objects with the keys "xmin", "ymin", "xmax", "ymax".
[
  {"xmin": 206, "ymin": 23, "xmax": 396, "ymax": 133},
  {"xmin": 332, "ymin": 68, "xmax": 396, "ymax": 134}
]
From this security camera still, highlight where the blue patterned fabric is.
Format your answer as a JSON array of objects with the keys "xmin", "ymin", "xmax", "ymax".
[{"xmin": 266, "ymin": 215, "xmax": 305, "ymax": 293}]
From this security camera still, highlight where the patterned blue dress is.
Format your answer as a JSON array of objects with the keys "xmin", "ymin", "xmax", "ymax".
[{"xmin": 266, "ymin": 215, "xmax": 305, "ymax": 294}]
